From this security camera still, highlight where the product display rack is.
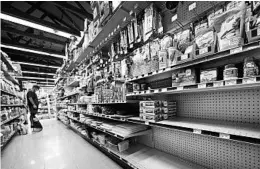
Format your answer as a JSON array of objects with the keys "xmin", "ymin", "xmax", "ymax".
[
  {"xmin": 54, "ymin": 1, "xmax": 260, "ymax": 169},
  {"xmin": 1, "ymin": 90, "xmax": 16, "ymax": 97},
  {"xmin": 58, "ymin": 118, "xmax": 206, "ymax": 169},
  {"xmin": 126, "ymin": 41, "xmax": 260, "ymax": 82},
  {"xmin": 1, "ymin": 114, "xmax": 23, "ymax": 126},
  {"xmin": 0, "ymin": 130, "xmax": 16, "ymax": 151}
]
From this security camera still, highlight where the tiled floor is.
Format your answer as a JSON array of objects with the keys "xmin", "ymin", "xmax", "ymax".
[{"xmin": 1, "ymin": 119, "xmax": 122, "ymax": 169}]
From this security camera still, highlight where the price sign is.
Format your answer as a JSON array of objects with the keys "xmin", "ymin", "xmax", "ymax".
[
  {"xmin": 243, "ymin": 77, "xmax": 257, "ymax": 84},
  {"xmin": 171, "ymin": 14, "xmax": 177, "ymax": 22},
  {"xmin": 193, "ymin": 129, "xmax": 202, "ymax": 134},
  {"xmin": 198, "ymin": 83, "xmax": 207, "ymax": 89},
  {"xmin": 230, "ymin": 47, "xmax": 242, "ymax": 54},
  {"xmin": 219, "ymin": 133, "xmax": 230, "ymax": 139},
  {"xmin": 181, "ymin": 54, "xmax": 188, "ymax": 60}
]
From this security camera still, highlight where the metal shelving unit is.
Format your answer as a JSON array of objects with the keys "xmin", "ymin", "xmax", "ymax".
[
  {"xmin": 62, "ymin": 120, "xmax": 206, "ymax": 169},
  {"xmin": 1, "ymin": 130, "xmax": 16, "ymax": 151},
  {"xmin": 1, "ymin": 90, "xmax": 16, "ymax": 97},
  {"xmin": 68, "ymin": 116, "xmax": 151, "ymax": 140}
]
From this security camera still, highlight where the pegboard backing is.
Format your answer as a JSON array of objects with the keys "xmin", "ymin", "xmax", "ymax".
[
  {"xmin": 153, "ymin": 127, "xmax": 260, "ymax": 169},
  {"xmin": 168, "ymin": 88, "xmax": 260, "ymax": 124}
]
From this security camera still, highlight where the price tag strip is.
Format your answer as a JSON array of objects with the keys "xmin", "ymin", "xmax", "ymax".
[
  {"xmin": 213, "ymin": 81, "xmax": 224, "ymax": 87},
  {"xmin": 242, "ymin": 77, "xmax": 257, "ymax": 84},
  {"xmin": 225, "ymin": 79, "xmax": 237, "ymax": 86}
]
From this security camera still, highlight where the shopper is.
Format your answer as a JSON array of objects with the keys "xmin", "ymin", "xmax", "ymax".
[{"xmin": 27, "ymin": 85, "xmax": 43, "ymax": 132}]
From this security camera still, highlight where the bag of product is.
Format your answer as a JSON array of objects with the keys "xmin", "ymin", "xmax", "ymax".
[
  {"xmin": 194, "ymin": 27, "xmax": 216, "ymax": 56},
  {"xmin": 213, "ymin": 2, "xmax": 246, "ymax": 51}
]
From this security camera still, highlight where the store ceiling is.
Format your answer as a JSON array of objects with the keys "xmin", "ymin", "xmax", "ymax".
[{"xmin": 1, "ymin": 1, "xmax": 93, "ymax": 86}]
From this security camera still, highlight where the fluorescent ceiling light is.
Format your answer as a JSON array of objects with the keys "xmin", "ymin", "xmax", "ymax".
[
  {"xmin": 22, "ymin": 71, "xmax": 55, "ymax": 75},
  {"xmin": 0, "ymin": 13, "xmax": 79, "ymax": 39},
  {"xmin": 0, "ymin": 44, "xmax": 65, "ymax": 59},
  {"xmin": 16, "ymin": 76, "xmax": 55, "ymax": 80},
  {"xmin": 13, "ymin": 62, "xmax": 60, "ymax": 68}
]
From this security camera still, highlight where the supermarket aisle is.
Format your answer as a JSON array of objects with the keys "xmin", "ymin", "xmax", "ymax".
[{"xmin": 1, "ymin": 119, "xmax": 122, "ymax": 169}]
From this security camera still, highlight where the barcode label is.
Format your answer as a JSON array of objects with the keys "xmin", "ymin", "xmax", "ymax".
[
  {"xmin": 199, "ymin": 47, "xmax": 208, "ymax": 55},
  {"xmin": 177, "ymin": 86, "xmax": 184, "ymax": 90},
  {"xmin": 193, "ymin": 129, "xmax": 202, "ymax": 134},
  {"xmin": 219, "ymin": 133, "xmax": 230, "ymax": 139},
  {"xmin": 198, "ymin": 83, "xmax": 207, "ymax": 88}
]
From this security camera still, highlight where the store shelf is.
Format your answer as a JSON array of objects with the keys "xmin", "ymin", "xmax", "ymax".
[
  {"xmin": 1, "ymin": 114, "xmax": 21, "ymax": 125},
  {"xmin": 91, "ymin": 100, "xmax": 138, "ymax": 105},
  {"xmin": 1, "ymin": 130, "xmax": 16, "ymax": 151},
  {"xmin": 1, "ymin": 69, "xmax": 19, "ymax": 85},
  {"xmin": 64, "ymin": 121, "xmax": 205, "ymax": 169},
  {"xmin": 71, "ymin": 1, "xmax": 150, "ymax": 66},
  {"xmin": 74, "ymin": 110, "xmax": 134, "ymax": 122},
  {"xmin": 58, "ymin": 92, "xmax": 79, "ymax": 100},
  {"xmin": 127, "ymin": 77, "xmax": 260, "ymax": 97},
  {"xmin": 1, "ymin": 51, "xmax": 15, "ymax": 71},
  {"xmin": 126, "ymin": 41, "xmax": 260, "ymax": 83},
  {"xmin": 127, "ymin": 117, "xmax": 260, "ymax": 145},
  {"xmin": 1, "ymin": 104, "xmax": 26, "ymax": 107},
  {"xmin": 1, "ymin": 90, "xmax": 16, "ymax": 97},
  {"xmin": 68, "ymin": 116, "xmax": 151, "ymax": 140}
]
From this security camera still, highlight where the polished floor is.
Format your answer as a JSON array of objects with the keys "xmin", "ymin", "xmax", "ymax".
[{"xmin": 1, "ymin": 119, "xmax": 122, "ymax": 169}]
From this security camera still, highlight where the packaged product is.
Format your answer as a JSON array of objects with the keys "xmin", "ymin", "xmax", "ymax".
[
  {"xmin": 194, "ymin": 22, "xmax": 208, "ymax": 37},
  {"xmin": 127, "ymin": 20, "xmax": 135, "ymax": 47},
  {"xmin": 140, "ymin": 107, "xmax": 161, "ymax": 115},
  {"xmin": 99, "ymin": 1, "xmax": 112, "ymax": 23},
  {"xmin": 194, "ymin": 27, "xmax": 216, "ymax": 57},
  {"xmin": 159, "ymin": 50, "xmax": 168, "ymax": 70},
  {"xmin": 160, "ymin": 35, "xmax": 173, "ymax": 50},
  {"xmin": 178, "ymin": 68, "xmax": 197, "ymax": 86},
  {"xmin": 243, "ymin": 57, "xmax": 259, "ymax": 77},
  {"xmin": 144, "ymin": 3, "xmax": 159, "ymax": 41},
  {"xmin": 150, "ymin": 39, "xmax": 160, "ymax": 72},
  {"xmin": 140, "ymin": 100, "xmax": 162, "ymax": 108},
  {"xmin": 168, "ymin": 47, "xmax": 180, "ymax": 67},
  {"xmin": 141, "ymin": 113, "xmax": 162, "ymax": 121},
  {"xmin": 213, "ymin": 2, "xmax": 246, "ymax": 51},
  {"xmin": 174, "ymin": 29, "xmax": 192, "ymax": 54},
  {"xmin": 208, "ymin": 8, "xmax": 224, "ymax": 27},
  {"xmin": 200, "ymin": 68, "xmax": 218, "ymax": 83},
  {"xmin": 223, "ymin": 64, "xmax": 238, "ymax": 80}
]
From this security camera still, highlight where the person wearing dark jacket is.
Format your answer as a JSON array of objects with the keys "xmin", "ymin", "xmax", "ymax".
[{"xmin": 27, "ymin": 85, "xmax": 42, "ymax": 131}]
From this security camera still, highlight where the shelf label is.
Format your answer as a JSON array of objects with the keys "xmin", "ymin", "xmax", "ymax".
[
  {"xmin": 258, "ymin": 27, "xmax": 260, "ymax": 36},
  {"xmin": 145, "ymin": 121, "xmax": 149, "ymax": 125},
  {"xmin": 230, "ymin": 47, "xmax": 242, "ymax": 54},
  {"xmin": 242, "ymin": 77, "xmax": 257, "ymax": 84},
  {"xmin": 199, "ymin": 47, "xmax": 208, "ymax": 55},
  {"xmin": 181, "ymin": 54, "xmax": 188, "ymax": 60},
  {"xmin": 198, "ymin": 83, "xmax": 207, "ymax": 89},
  {"xmin": 177, "ymin": 86, "xmax": 184, "ymax": 91},
  {"xmin": 213, "ymin": 81, "xmax": 224, "ymax": 87},
  {"xmin": 162, "ymin": 88, "xmax": 167, "ymax": 92},
  {"xmin": 219, "ymin": 133, "xmax": 230, "ymax": 139},
  {"xmin": 189, "ymin": 2, "xmax": 196, "ymax": 11},
  {"xmin": 158, "ymin": 27, "xmax": 163, "ymax": 33},
  {"xmin": 225, "ymin": 79, "xmax": 237, "ymax": 86},
  {"xmin": 193, "ymin": 129, "xmax": 202, "ymax": 134},
  {"xmin": 171, "ymin": 14, "xmax": 178, "ymax": 22}
]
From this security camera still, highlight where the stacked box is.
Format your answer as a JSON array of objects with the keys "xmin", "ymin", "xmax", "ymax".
[{"xmin": 139, "ymin": 100, "xmax": 177, "ymax": 122}]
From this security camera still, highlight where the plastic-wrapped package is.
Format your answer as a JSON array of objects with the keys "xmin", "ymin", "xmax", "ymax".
[
  {"xmin": 160, "ymin": 35, "xmax": 173, "ymax": 50},
  {"xmin": 208, "ymin": 8, "xmax": 224, "ymax": 27},
  {"xmin": 213, "ymin": 2, "xmax": 246, "ymax": 51},
  {"xmin": 144, "ymin": 3, "xmax": 159, "ymax": 42},
  {"xmin": 243, "ymin": 57, "xmax": 259, "ymax": 77},
  {"xmin": 194, "ymin": 27, "xmax": 216, "ymax": 56},
  {"xmin": 224, "ymin": 64, "xmax": 238, "ymax": 80},
  {"xmin": 175, "ymin": 29, "xmax": 191, "ymax": 54},
  {"xmin": 150, "ymin": 39, "xmax": 160, "ymax": 72}
]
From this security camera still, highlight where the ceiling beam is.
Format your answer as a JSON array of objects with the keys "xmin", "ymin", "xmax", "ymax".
[
  {"xmin": 26, "ymin": 2, "xmax": 80, "ymax": 33},
  {"xmin": 1, "ymin": 41, "xmax": 65, "ymax": 56},
  {"xmin": 51, "ymin": 2, "xmax": 93, "ymax": 21},
  {"xmin": 2, "ymin": 27, "xmax": 65, "ymax": 45},
  {"xmin": 56, "ymin": 6, "xmax": 81, "ymax": 31},
  {"xmin": 22, "ymin": 71, "xmax": 56, "ymax": 75},
  {"xmin": 1, "ymin": 3, "xmax": 80, "ymax": 37},
  {"xmin": 16, "ymin": 76, "xmax": 55, "ymax": 81},
  {"xmin": 13, "ymin": 62, "xmax": 60, "ymax": 69}
]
